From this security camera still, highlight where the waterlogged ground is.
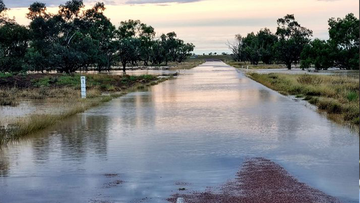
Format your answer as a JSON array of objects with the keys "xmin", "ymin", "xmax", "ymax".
[
  {"xmin": 0, "ymin": 62, "xmax": 358, "ymax": 203},
  {"xmin": 246, "ymin": 68, "xmax": 359, "ymax": 78}
]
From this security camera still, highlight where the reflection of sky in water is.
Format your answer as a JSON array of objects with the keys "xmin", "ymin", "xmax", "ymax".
[{"xmin": 0, "ymin": 62, "xmax": 358, "ymax": 203}]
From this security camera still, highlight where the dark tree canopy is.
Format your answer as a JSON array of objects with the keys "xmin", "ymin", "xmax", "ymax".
[
  {"xmin": 0, "ymin": 1, "xmax": 195, "ymax": 74},
  {"xmin": 275, "ymin": 14, "xmax": 312, "ymax": 69},
  {"xmin": 27, "ymin": 2, "xmax": 49, "ymax": 20},
  {"xmin": 327, "ymin": 13, "xmax": 359, "ymax": 70},
  {"xmin": 300, "ymin": 13, "xmax": 359, "ymax": 70}
]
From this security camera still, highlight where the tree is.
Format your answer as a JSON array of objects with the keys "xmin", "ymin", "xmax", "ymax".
[
  {"xmin": 300, "ymin": 39, "xmax": 333, "ymax": 70},
  {"xmin": 150, "ymin": 39, "xmax": 165, "ymax": 65},
  {"xmin": 118, "ymin": 37, "xmax": 140, "ymax": 73},
  {"xmin": 26, "ymin": 2, "xmax": 55, "ymax": 72},
  {"xmin": 257, "ymin": 28, "xmax": 277, "ymax": 64},
  {"xmin": 26, "ymin": 2, "xmax": 49, "ymax": 20},
  {"xmin": 328, "ymin": 13, "xmax": 359, "ymax": 70},
  {"xmin": 81, "ymin": 2, "xmax": 117, "ymax": 72},
  {"xmin": 228, "ymin": 34, "xmax": 244, "ymax": 62},
  {"xmin": 0, "ymin": 23, "xmax": 29, "ymax": 72},
  {"xmin": 176, "ymin": 42, "xmax": 195, "ymax": 63},
  {"xmin": 275, "ymin": 14, "xmax": 312, "ymax": 69},
  {"xmin": 242, "ymin": 32, "xmax": 260, "ymax": 65}
]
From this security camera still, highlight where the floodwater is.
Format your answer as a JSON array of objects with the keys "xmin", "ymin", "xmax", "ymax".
[
  {"xmin": 0, "ymin": 62, "xmax": 358, "ymax": 203},
  {"xmin": 249, "ymin": 68, "xmax": 360, "ymax": 78}
]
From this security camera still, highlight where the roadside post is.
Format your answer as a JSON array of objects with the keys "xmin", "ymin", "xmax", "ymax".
[{"xmin": 81, "ymin": 76, "xmax": 86, "ymax": 99}]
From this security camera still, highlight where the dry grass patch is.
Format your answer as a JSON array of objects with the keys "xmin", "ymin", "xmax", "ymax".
[{"xmin": 248, "ymin": 73, "xmax": 359, "ymax": 126}]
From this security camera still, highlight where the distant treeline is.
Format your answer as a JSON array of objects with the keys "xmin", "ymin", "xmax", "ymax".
[
  {"xmin": 229, "ymin": 14, "xmax": 359, "ymax": 70},
  {"xmin": 0, "ymin": 0, "xmax": 195, "ymax": 73}
]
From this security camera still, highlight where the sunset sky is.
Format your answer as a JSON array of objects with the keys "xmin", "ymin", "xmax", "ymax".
[{"xmin": 4, "ymin": 0, "xmax": 359, "ymax": 54}]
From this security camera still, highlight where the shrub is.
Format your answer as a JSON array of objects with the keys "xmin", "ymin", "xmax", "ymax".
[{"xmin": 346, "ymin": 91, "xmax": 359, "ymax": 102}]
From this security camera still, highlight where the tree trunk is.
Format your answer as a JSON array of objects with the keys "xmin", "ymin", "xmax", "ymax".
[
  {"xmin": 286, "ymin": 62, "xmax": 292, "ymax": 70},
  {"xmin": 122, "ymin": 62, "xmax": 126, "ymax": 74}
]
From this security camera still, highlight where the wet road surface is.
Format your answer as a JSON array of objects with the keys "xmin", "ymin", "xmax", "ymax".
[{"xmin": 0, "ymin": 62, "xmax": 358, "ymax": 203}]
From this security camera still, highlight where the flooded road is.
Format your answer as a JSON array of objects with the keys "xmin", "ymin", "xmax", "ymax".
[{"xmin": 0, "ymin": 62, "xmax": 358, "ymax": 203}]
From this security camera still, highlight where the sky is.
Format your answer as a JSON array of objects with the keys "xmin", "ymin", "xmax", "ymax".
[{"xmin": 3, "ymin": 0, "xmax": 359, "ymax": 54}]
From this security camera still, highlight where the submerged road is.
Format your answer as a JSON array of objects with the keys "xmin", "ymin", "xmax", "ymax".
[{"xmin": 0, "ymin": 62, "xmax": 358, "ymax": 203}]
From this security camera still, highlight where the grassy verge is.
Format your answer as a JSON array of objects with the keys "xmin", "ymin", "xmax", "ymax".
[
  {"xmin": 0, "ymin": 73, "xmax": 171, "ymax": 145},
  {"xmin": 170, "ymin": 60, "xmax": 205, "ymax": 69},
  {"xmin": 248, "ymin": 73, "xmax": 359, "ymax": 127},
  {"xmin": 226, "ymin": 61, "xmax": 286, "ymax": 69}
]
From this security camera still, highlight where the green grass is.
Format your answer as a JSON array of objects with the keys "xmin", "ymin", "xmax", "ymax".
[
  {"xmin": 0, "ymin": 72, "xmax": 13, "ymax": 78},
  {"xmin": 248, "ymin": 73, "xmax": 359, "ymax": 126}
]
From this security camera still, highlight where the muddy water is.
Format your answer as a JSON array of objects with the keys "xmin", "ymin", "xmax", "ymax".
[{"xmin": 0, "ymin": 62, "xmax": 358, "ymax": 203}]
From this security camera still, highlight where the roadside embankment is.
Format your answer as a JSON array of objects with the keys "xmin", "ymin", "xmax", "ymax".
[{"xmin": 247, "ymin": 73, "xmax": 359, "ymax": 127}]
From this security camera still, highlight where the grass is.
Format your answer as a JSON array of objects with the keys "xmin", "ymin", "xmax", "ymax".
[
  {"xmin": 0, "ymin": 61, "xmax": 202, "ymax": 145},
  {"xmin": 226, "ymin": 61, "xmax": 285, "ymax": 69},
  {"xmin": 248, "ymin": 73, "xmax": 359, "ymax": 126},
  {"xmin": 169, "ymin": 60, "xmax": 205, "ymax": 69},
  {"xmin": 0, "ymin": 73, "xmax": 173, "ymax": 145}
]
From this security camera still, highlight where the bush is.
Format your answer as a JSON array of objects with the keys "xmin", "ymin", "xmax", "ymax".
[{"xmin": 346, "ymin": 91, "xmax": 358, "ymax": 102}]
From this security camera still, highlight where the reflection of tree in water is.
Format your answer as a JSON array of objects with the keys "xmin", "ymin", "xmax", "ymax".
[
  {"xmin": 0, "ymin": 151, "xmax": 10, "ymax": 177},
  {"xmin": 118, "ymin": 91, "xmax": 156, "ymax": 128},
  {"xmin": 59, "ymin": 115, "xmax": 110, "ymax": 160},
  {"xmin": 30, "ymin": 114, "xmax": 110, "ymax": 163}
]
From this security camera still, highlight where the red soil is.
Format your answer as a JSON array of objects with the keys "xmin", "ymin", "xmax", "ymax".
[{"xmin": 168, "ymin": 157, "xmax": 342, "ymax": 203}]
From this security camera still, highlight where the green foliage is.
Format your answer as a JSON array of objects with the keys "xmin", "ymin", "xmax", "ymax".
[
  {"xmin": 0, "ymin": 1, "xmax": 194, "ymax": 74},
  {"xmin": 230, "ymin": 29, "xmax": 278, "ymax": 65},
  {"xmin": 275, "ymin": 14, "xmax": 313, "ymax": 69},
  {"xmin": 346, "ymin": 91, "xmax": 358, "ymax": 102},
  {"xmin": 56, "ymin": 75, "xmax": 80, "ymax": 87},
  {"xmin": 0, "ymin": 72, "xmax": 12, "ymax": 78},
  {"xmin": 300, "ymin": 39, "xmax": 333, "ymax": 70},
  {"xmin": 328, "ymin": 13, "xmax": 359, "ymax": 70},
  {"xmin": 0, "ymin": 22, "xmax": 29, "ymax": 72},
  {"xmin": 32, "ymin": 77, "xmax": 51, "ymax": 87}
]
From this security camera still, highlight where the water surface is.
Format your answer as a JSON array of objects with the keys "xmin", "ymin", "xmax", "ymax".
[{"xmin": 0, "ymin": 62, "xmax": 358, "ymax": 203}]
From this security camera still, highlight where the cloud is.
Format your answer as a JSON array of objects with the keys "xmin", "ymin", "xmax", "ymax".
[
  {"xmin": 154, "ymin": 17, "xmax": 275, "ymax": 28},
  {"xmin": 125, "ymin": 0, "xmax": 201, "ymax": 4},
  {"xmin": 3, "ymin": 0, "xmax": 201, "ymax": 8},
  {"xmin": 3, "ymin": 0, "xmax": 62, "ymax": 8}
]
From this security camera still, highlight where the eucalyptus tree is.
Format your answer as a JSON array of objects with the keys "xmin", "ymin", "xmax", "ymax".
[
  {"xmin": 81, "ymin": 2, "xmax": 117, "ymax": 72},
  {"xmin": 257, "ymin": 28, "xmax": 277, "ymax": 64},
  {"xmin": 0, "ymin": 1, "xmax": 29, "ymax": 73},
  {"xmin": 160, "ymin": 32, "xmax": 179, "ymax": 65},
  {"xmin": 117, "ymin": 19, "xmax": 156, "ymax": 67},
  {"xmin": 328, "ymin": 13, "xmax": 359, "ymax": 70},
  {"xmin": 150, "ymin": 39, "xmax": 166, "ymax": 65},
  {"xmin": 275, "ymin": 14, "xmax": 312, "ymax": 69},
  {"xmin": 139, "ymin": 24, "xmax": 155, "ymax": 66},
  {"xmin": 117, "ymin": 37, "xmax": 140, "ymax": 73},
  {"xmin": 26, "ymin": 2, "xmax": 56, "ymax": 72},
  {"xmin": 52, "ymin": 0, "xmax": 87, "ymax": 73},
  {"xmin": 228, "ymin": 34, "xmax": 244, "ymax": 62},
  {"xmin": 176, "ymin": 41, "xmax": 195, "ymax": 63},
  {"xmin": 300, "ymin": 39, "xmax": 333, "ymax": 70},
  {"xmin": 0, "ymin": 0, "xmax": 8, "ymax": 24},
  {"xmin": 242, "ymin": 32, "xmax": 260, "ymax": 65}
]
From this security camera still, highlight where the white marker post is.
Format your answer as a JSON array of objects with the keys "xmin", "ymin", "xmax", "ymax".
[{"xmin": 80, "ymin": 76, "xmax": 86, "ymax": 99}]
